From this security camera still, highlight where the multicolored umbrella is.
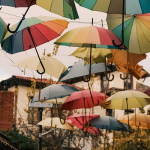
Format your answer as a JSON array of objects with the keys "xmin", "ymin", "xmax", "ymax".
[
  {"xmin": 66, "ymin": 114, "xmax": 102, "ymax": 135},
  {"xmin": 70, "ymin": 47, "xmax": 112, "ymax": 65},
  {"xmin": 55, "ymin": 25, "xmax": 126, "ymax": 49},
  {"xmin": 36, "ymin": 0, "xmax": 79, "ymax": 19},
  {"xmin": 75, "ymin": 0, "xmax": 150, "ymax": 14},
  {"xmin": 13, "ymin": 54, "xmax": 67, "ymax": 79},
  {"xmin": 0, "ymin": 0, "xmax": 36, "ymax": 7},
  {"xmin": 0, "ymin": 17, "xmax": 7, "ymax": 43},
  {"xmin": 106, "ymin": 49, "xmax": 147, "ymax": 80},
  {"xmin": 2, "ymin": 16, "xmax": 68, "ymax": 54},
  {"xmin": 119, "ymin": 113, "xmax": 150, "ymax": 129},
  {"xmin": 107, "ymin": 13, "xmax": 150, "ymax": 54},
  {"xmin": 61, "ymin": 90, "xmax": 108, "ymax": 110}
]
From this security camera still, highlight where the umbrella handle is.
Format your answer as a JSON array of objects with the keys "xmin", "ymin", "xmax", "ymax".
[
  {"xmin": 120, "ymin": 72, "xmax": 129, "ymax": 80},
  {"xmin": 105, "ymin": 62, "xmax": 114, "ymax": 81},
  {"xmin": 7, "ymin": 0, "xmax": 34, "ymax": 33},
  {"xmin": 112, "ymin": 0, "xmax": 125, "ymax": 48},
  {"xmin": 38, "ymin": 90, "xmax": 46, "ymax": 102},
  {"xmin": 27, "ymin": 27, "xmax": 46, "ymax": 75},
  {"xmin": 82, "ymin": 76, "xmax": 90, "ymax": 82},
  {"xmin": 52, "ymin": 141, "xmax": 57, "ymax": 149}
]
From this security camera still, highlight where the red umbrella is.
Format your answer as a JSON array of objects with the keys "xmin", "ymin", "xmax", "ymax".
[
  {"xmin": 66, "ymin": 114, "xmax": 102, "ymax": 135},
  {"xmin": 61, "ymin": 90, "xmax": 108, "ymax": 110}
]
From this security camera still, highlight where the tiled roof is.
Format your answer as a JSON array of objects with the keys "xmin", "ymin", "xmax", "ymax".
[
  {"xmin": 0, "ymin": 133, "xmax": 18, "ymax": 150},
  {"xmin": 14, "ymin": 76, "xmax": 84, "ymax": 91}
]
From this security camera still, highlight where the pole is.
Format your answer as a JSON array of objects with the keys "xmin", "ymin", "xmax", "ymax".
[{"xmin": 39, "ymin": 108, "xmax": 43, "ymax": 150}]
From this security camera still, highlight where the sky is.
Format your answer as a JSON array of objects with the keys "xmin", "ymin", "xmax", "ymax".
[{"xmin": 0, "ymin": 2, "xmax": 150, "ymax": 86}]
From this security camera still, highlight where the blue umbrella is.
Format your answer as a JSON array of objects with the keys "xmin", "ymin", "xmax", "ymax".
[
  {"xmin": 30, "ymin": 84, "xmax": 80, "ymax": 103},
  {"xmin": 30, "ymin": 84, "xmax": 80, "ymax": 124},
  {"xmin": 58, "ymin": 60, "xmax": 110, "ymax": 82},
  {"xmin": 89, "ymin": 116, "xmax": 133, "ymax": 132}
]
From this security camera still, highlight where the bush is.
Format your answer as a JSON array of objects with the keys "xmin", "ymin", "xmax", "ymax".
[{"xmin": 1, "ymin": 128, "xmax": 38, "ymax": 150}]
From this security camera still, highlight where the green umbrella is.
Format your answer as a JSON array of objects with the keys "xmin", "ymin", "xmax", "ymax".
[
  {"xmin": 0, "ymin": 17, "xmax": 7, "ymax": 43},
  {"xmin": 107, "ymin": 13, "xmax": 150, "ymax": 54}
]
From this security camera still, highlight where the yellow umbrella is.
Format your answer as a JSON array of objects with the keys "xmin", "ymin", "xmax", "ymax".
[
  {"xmin": 13, "ymin": 54, "xmax": 67, "ymax": 79},
  {"xmin": 37, "ymin": 117, "xmax": 74, "ymax": 130},
  {"xmin": 70, "ymin": 47, "xmax": 112, "ymax": 65},
  {"xmin": 119, "ymin": 113, "xmax": 150, "ymax": 129},
  {"xmin": 101, "ymin": 90, "xmax": 150, "ymax": 110}
]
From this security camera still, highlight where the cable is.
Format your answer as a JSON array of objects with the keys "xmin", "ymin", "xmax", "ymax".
[{"xmin": 0, "ymin": 11, "xmax": 22, "ymax": 18}]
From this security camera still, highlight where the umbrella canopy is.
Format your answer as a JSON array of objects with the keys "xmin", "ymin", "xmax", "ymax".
[
  {"xmin": 106, "ymin": 49, "xmax": 147, "ymax": 79},
  {"xmin": 101, "ymin": 90, "xmax": 150, "ymax": 110},
  {"xmin": 119, "ymin": 113, "xmax": 150, "ymax": 129},
  {"xmin": 61, "ymin": 90, "xmax": 108, "ymax": 110},
  {"xmin": 54, "ymin": 25, "xmax": 126, "ymax": 49},
  {"xmin": 13, "ymin": 55, "xmax": 67, "ymax": 79},
  {"xmin": 66, "ymin": 114, "xmax": 102, "ymax": 135},
  {"xmin": 36, "ymin": 0, "xmax": 79, "ymax": 19},
  {"xmin": 70, "ymin": 47, "xmax": 112, "ymax": 65},
  {"xmin": 58, "ymin": 60, "xmax": 110, "ymax": 82},
  {"xmin": 107, "ymin": 13, "xmax": 150, "ymax": 54},
  {"xmin": 0, "ymin": 0, "xmax": 36, "ymax": 7},
  {"xmin": 89, "ymin": 116, "xmax": 133, "ymax": 132},
  {"xmin": 37, "ymin": 117, "xmax": 74, "ymax": 130},
  {"xmin": 75, "ymin": 0, "xmax": 150, "ymax": 14},
  {"xmin": 30, "ymin": 84, "xmax": 80, "ymax": 103},
  {"xmin": 0, "ymin": 17, "xmax": 7, "ymax": 43},
  {"xmin": 2, "ymin": 16, "xmax": 68, "ymax": 54}
]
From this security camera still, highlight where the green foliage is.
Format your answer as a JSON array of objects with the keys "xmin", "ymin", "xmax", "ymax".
[{"xmin": 1, "ymin": 128, "xmax": 38, "ymax": 150}]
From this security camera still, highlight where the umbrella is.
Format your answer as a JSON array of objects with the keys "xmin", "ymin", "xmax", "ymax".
[
  {"xmin": 106, "ymin": 49, "xmax": 147, "ymax": 80},
  {"xmin": 66, "ymin": 114, "xmax": 102, "ymax": 135},
  {"xmin": 75, "ymin": 0, "xmax": 150, "ymax": 14},
  {"xmin": 119, "ymin": 113, "xmax": 150, "ymax": 129},
  {"xmin": 107, "ymin": 13, "xmax": 150, "ymax": 54},
  {"xmin": 0, "ymin": 0, "xmax": 36, "ymax": 7},
  {"xmin": 30, "ymin": 84, "xmax": 80, "ymax": 103},
  {"xmin": 37, "ymin": 117, "xmax": 74, "ymax": 130},
  {"xmin": 5, "ymin": 0, "xmax": 78, "ymax": 33},
  {"xmin": 0, "ymin": 17, "xmax": 7, "ymax": 43},
  {"xmin": 101, "ymin": 90, "xmax": 150, "ymax": 110},
  {"xmin": 2, "ymin": 16, "xmax": 68, "ymax": 74},
  {"xmin": 89, "ymin": 116, "xmax": 133, "ymax": 132},
  {"xmin": 36, "ymin": 0, "xmax": 79, "ymax": 20},
  {"xmin": 58, "ymin": 60, "xmax": 110, "ymax": 82},
  {"xmin": 61, "ymin": 90, "xmax": 108, "ymax": 110},
  {"xmin": 13, "ymin": 54, "xmax": 67, "ymax": 79},
  {"xmin": 70, "ymin": 47, "xmax": 112, "ymax": 65}
]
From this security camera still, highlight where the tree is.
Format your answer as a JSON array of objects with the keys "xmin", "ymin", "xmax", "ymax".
[{"xmin": 1, "ymin": 127, "xmax": 38, "ymax": 150}]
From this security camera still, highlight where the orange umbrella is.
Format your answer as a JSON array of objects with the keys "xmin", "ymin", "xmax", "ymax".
[{"xmin": 106, "ymin": 49, "xmax": 147, "ymax": 80}]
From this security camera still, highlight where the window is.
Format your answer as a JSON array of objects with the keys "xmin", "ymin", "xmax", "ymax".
[
  {"xmin": 124, "ymin": 74, "xmax": 133, "ymax": 90},
  {"xmin": 101, "ymin": 75, "xmax": 108, "ymax": 90},
  {"xmin": 50, "ymin": 104, "xmax": 63, "ymax": 117},
  {"xmin": 28, "ymin": 107, "xmax": 39, "ymax": 125},
  {"xmin": 106, "ymin": 109, "xmax": 115, "ymax": 117},
  {"xmin": 124, "ymin": 109, "xmax": 134, "ymax": 115},
  {"xmin": 147, "ymin": 110, "xmax": 150, "ymax": 115}
]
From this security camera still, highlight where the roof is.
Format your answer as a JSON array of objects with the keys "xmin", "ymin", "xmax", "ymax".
[
  {"xmin": 0, "ymin": 132, "xmax": 18, "ymax": 150},
  {"xmin": 0, "ymin": 76, "xmax": 84, "ymax": 91}
]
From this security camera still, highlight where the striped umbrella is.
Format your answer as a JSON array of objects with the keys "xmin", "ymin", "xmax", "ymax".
[
  {"xmin": 36, "ymin": 0, "xmax": 79, "ymax": 20},
  {"xmin": 75, "ymin": 0, "xmax": 150, "ymax": 15},
  {"xmin": 54, "ymin": 25, "xmax": 126, "ymax": 49},
  {"xmin": 107, "ymin": 13, "xmax": 150, "ymax": 54},
  {"xmin": 0, "ymin": 17, "xmax": 7, "ymax": 43},
  {"xmin": 0, "ymin": 0, "xmax": 36, "ymax": 7},
  {"xmin": 2, "ymin": 16, "xmax": 68, "ymax": 54}
]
